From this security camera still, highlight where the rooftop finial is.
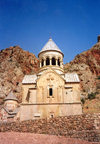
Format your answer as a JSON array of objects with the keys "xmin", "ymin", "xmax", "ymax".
[{"xmin": 49, "ymin": 32, "xmax": 52, "ymax": 40}]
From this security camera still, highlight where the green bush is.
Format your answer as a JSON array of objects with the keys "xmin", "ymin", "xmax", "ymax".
[
  {"xmin": 97, "ymin": 76, "xmax": 100, "ymax": 80},
  {"xmin": 88, "ymin": 92, "xmax": 96, "ymax": 100},
  {"xmin": 81, "ymin": 98, "xmax": 85, "ymax": 104}
]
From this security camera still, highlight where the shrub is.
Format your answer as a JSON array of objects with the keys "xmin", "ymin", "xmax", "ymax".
[
  {"xmin": 97, "ymin": 76, "xmax": 100, "ymax": 80},
  {"xmin": 88, "ymin": 92, "xmax": 96, "ymax": 100},
  {"xmin": 81, "ymin": 98, "xmax": 85, "ymax": 104}
]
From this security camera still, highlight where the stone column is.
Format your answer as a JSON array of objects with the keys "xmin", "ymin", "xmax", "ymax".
[
  {"xmin": 50, "ymin": 58, "xmax": 52, "ymax": 65},
  {"xmin": 40, "ymin": 60, "xmax": 41, "ymax": 68},
  {"xmin": 44, "ymin": 58, "xmax": 46, "ymax": 66},
  {"xmin": 60, "ymin": 60, "xmax": 63, "ymax": 68}
]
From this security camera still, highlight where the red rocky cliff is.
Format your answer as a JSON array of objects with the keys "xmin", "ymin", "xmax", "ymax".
[
  {"xmin": 0, "ymin": 46, "xmax": 39, "ymax": 103},
  {"xmin": 64, "ymin": 41, "xmax": 100, "ymax": 94},
  {"xmin": 64, "ymin": 39, "xmax": 100, "ymax": 113}
]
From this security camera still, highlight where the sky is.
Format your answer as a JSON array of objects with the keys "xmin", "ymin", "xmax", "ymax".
[{"xmin": 0, "ymin": 0, "xmax": 100, "ymax": 63}]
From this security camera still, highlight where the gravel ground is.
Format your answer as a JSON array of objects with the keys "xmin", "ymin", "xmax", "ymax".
[{"xmin": 0, "ymin": 132, "xmax": 99, "ymax": 144}]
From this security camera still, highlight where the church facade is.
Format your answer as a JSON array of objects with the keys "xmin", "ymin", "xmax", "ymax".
[{"xmin": 20, "ymin": 38, "xmax": 82, "ymax": 121}]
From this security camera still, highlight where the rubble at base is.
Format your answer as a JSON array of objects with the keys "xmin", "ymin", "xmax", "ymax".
[{"xmin": 0, "ymin": 113, "xmax": 100, "ymax": 142}]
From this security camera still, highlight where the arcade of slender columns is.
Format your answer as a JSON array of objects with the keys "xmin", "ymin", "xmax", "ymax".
[{"xmin": 39, "ymin": 57, "xmax": 63, "ymax": 68}]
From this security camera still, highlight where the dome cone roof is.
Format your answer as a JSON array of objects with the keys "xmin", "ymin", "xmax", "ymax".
[
  {"xmin": 4, "ymin": 91, "xmax": 18, "ymax": 102},
  {"xmin": 38, "ymin": 38, "xmax": 64, "ymax": 56}
]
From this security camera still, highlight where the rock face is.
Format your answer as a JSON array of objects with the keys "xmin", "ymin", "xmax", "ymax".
[
  {"xmin": 64, "ymin": 40, "xmax": 100, "ymax": 113},
  {"xmin": 64, "ymin": 41, "xmax": 100, "ymax": 94},
  {"xmin": 0, "ymin": 46, "xmax": 39, "ymax": 103}
]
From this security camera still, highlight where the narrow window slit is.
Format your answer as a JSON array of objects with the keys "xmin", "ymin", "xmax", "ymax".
[{"xmin": 49, "ymin": 88, "xmax": 53, "ymax": 96}]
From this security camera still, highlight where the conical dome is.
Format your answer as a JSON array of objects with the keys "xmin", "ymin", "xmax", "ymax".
[
  {"xmin": 38, "ymin": 38, "xmax": 64, "ymax": 74},
  {"xmin": 38, "ymin": 38, "xmax": 63, "ymax": 56},
  {"xmin": 4, "ymin": 92, "xmax": 18, "ymax": 102}
]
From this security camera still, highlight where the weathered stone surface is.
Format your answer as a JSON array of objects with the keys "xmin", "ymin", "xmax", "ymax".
[
  {"xmin": 0, "ymin": 113, "xmax": 100, "ymax": 142},
  {"xmin": 20, "ymin": 38, "xmax": 82, "ymax": 121}
]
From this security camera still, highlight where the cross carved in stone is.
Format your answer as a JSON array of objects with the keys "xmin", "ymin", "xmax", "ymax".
[{"xmin": 47, "ymin": 74, "xmax": 54, "ymax": 82}]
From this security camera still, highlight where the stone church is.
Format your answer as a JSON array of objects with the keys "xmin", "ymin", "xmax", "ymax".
[
  {"xmin": 0, "ymin": 38, "xmax": 82, "ymax": 122},
  {"xmin": 20, "ymin": 38, "xmax": 82, "ymax": 121}
]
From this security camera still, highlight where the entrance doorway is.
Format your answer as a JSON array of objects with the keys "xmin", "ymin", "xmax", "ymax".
[{"xmin": 50, "ymin": 112, "xmax": 54, "ymax": 118}]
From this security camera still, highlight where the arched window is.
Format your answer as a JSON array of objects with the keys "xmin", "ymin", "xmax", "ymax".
[
  {"xmin": 49, "ymin": 88, "xmax": 53, "ymax": 96},
  {"xmin": 52, "ymin": 57, "xmax": 56, "ymax": 65},
  {"xmin": 42, "ymin": 59, "xmax": 44, "ymax": 67},
  {"xmin": 58, "ymin": 58, "xmax": 60, "ymax": 66},
  {"xmin": 46, "ymin": 57, "xmax": 50, "ymax": 65}
]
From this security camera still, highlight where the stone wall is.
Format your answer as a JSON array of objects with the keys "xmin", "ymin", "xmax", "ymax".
[
  {"xmin": 20, "ymin": 103, "xmax": 82, "ymax": 121},
  {"xmin": 0, "ymin": 113, "xmax": 100, "ymax": 142}
]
